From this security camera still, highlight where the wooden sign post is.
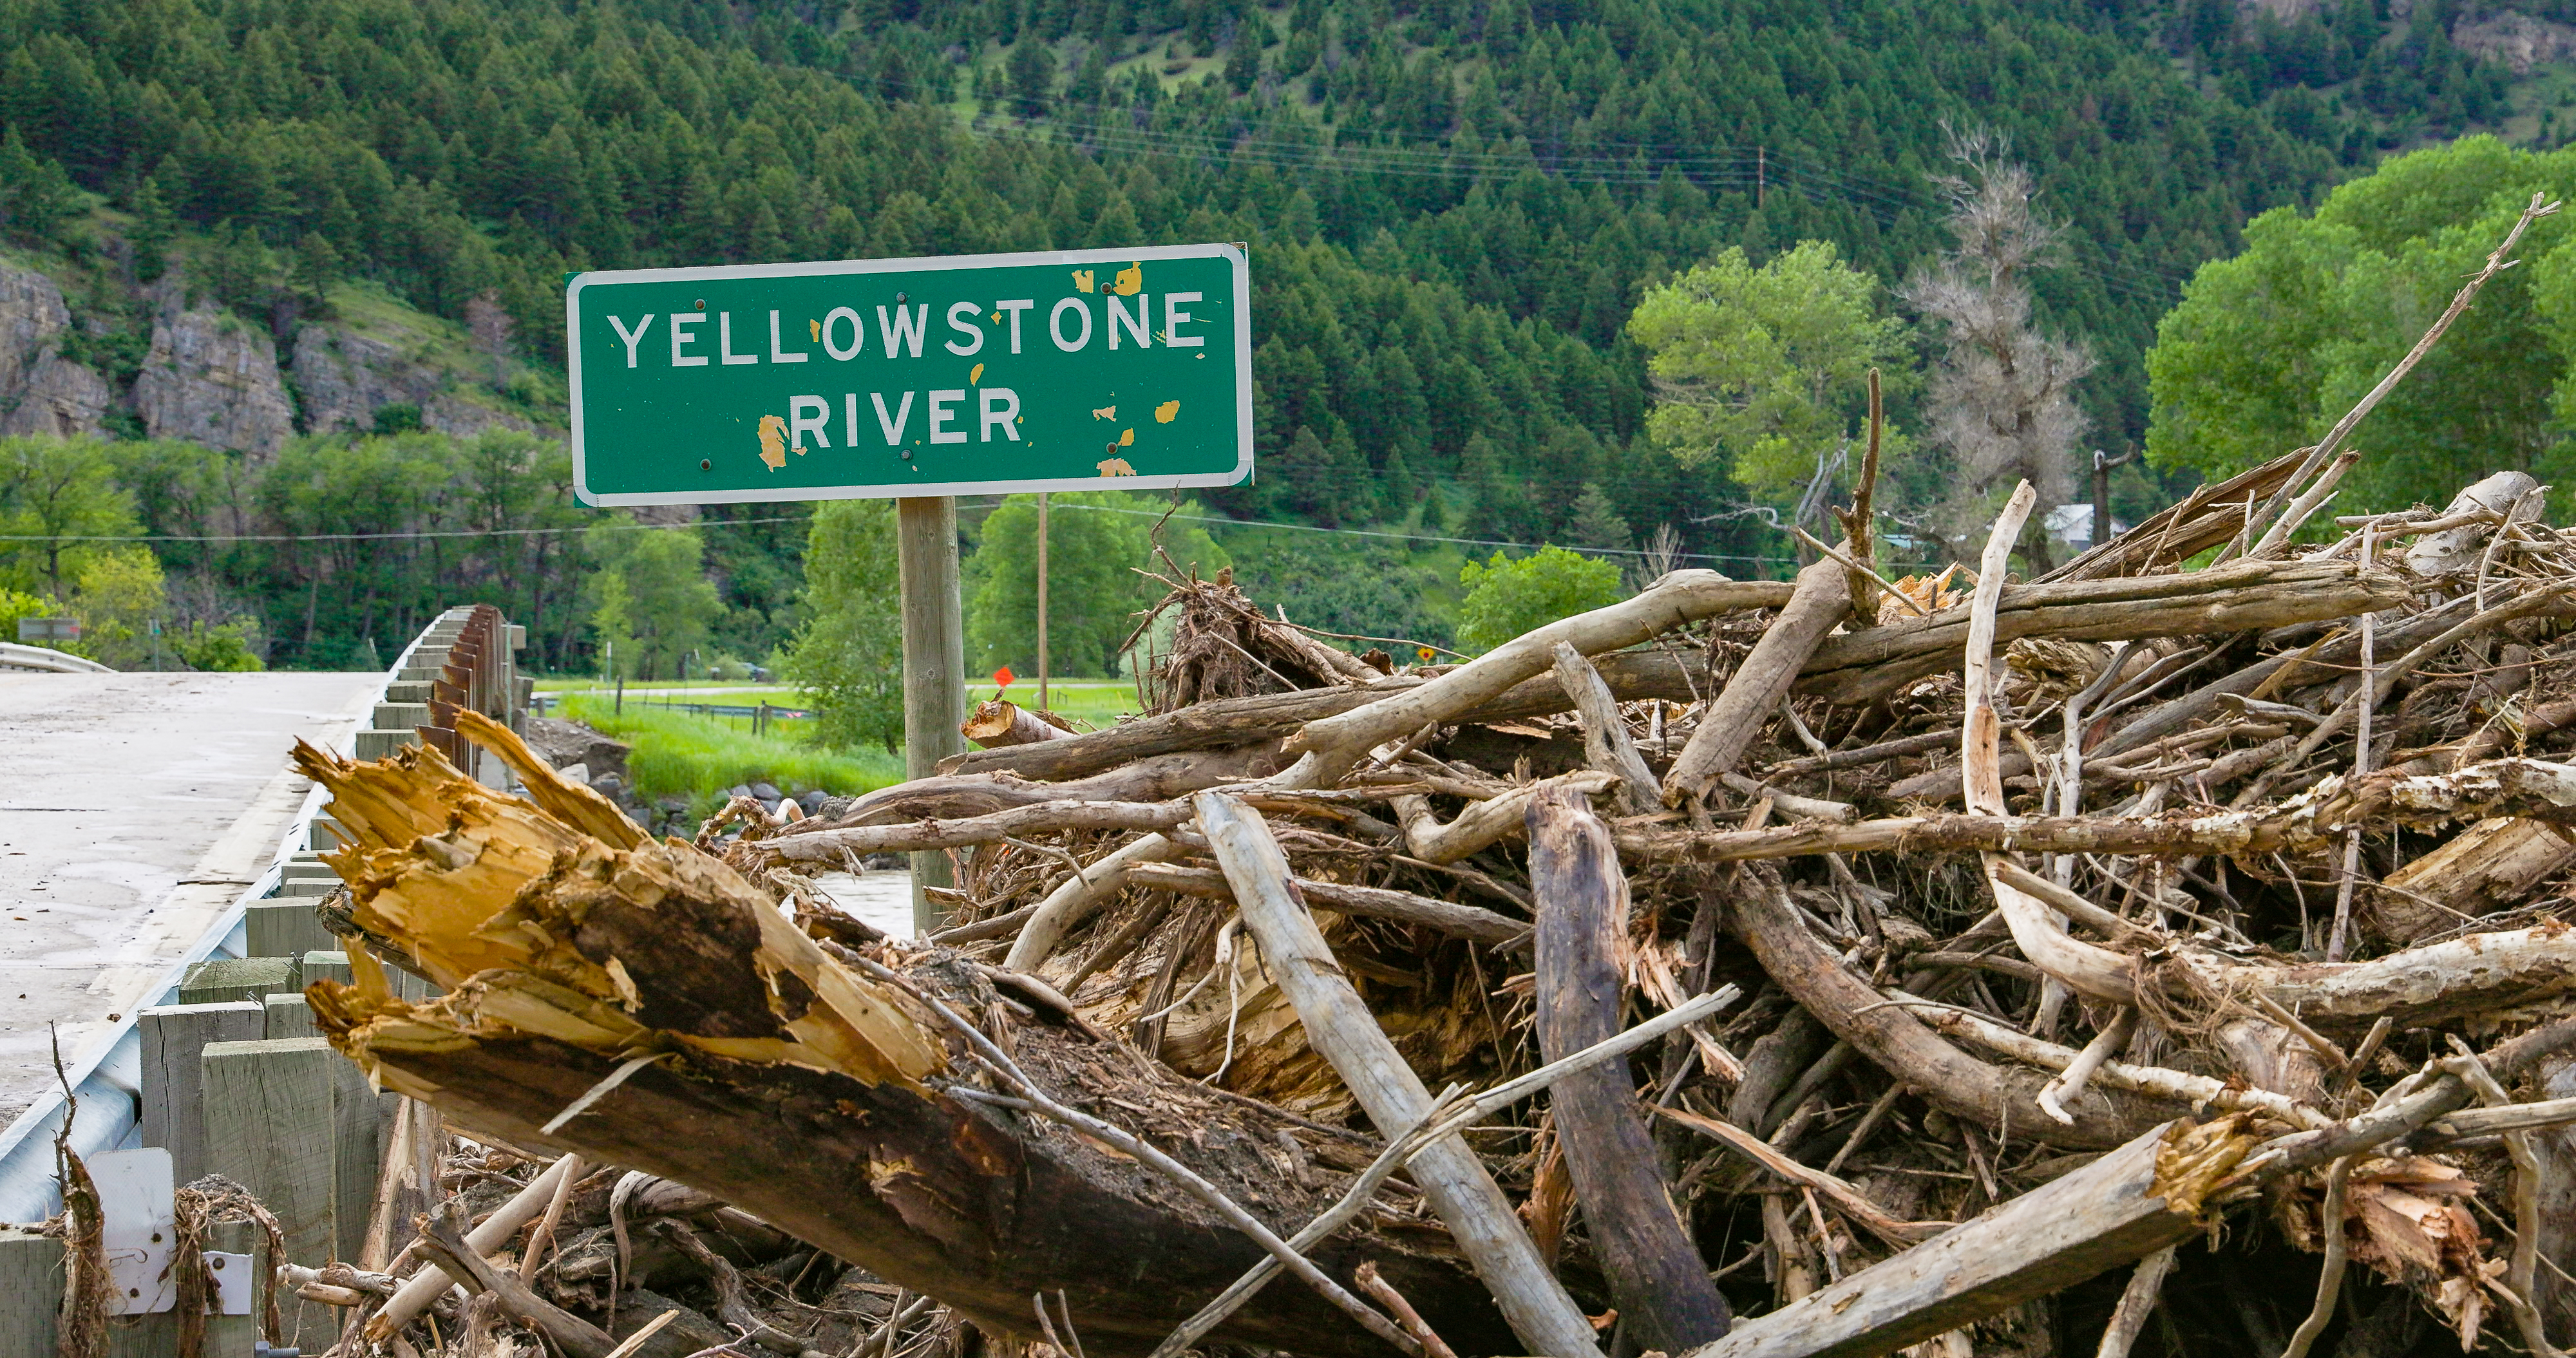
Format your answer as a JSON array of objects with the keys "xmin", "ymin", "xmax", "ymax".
[{"xmin": 564, "ymin": 244, "xmax": 1254, "ymax": 930}]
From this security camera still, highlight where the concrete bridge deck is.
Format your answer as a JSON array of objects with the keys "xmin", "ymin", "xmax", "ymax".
[{"xmin": 0, "ymin": 671, "xmax": 378, "ymax": 1133}]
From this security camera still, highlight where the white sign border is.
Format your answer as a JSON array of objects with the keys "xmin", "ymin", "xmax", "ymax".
[{"xmin": 565, "ymin": 242, "xmax": 1255, "ymax": 507}]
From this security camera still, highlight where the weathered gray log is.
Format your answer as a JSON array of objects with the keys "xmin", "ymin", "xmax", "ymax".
[
  {"xmin": 1665, "ymin": 557, "xmax": 1850, "ymax": 802},
  {"xmin": 1728, "ymin": 861, "xmax": 2155, "ymax": 1149},
  {"xmin": 1528, "ymin": 782, "xmax": 1730, "ymax": 1351},
  {"xmin": 1194, "ymin": 791, "xmax": 1604, "ymax": 1358},
  {"xmin": 1795, "ymin": 558, "xmax": 2407, "ymax": 704},
  {"xmin": 1550, "ymin": 642, "xmax": 1661, "ymax": 813},
  {"xmin": 1122, "ymin": 862, "xmax": 1530, "ymax": 948},
  {"xmin": 1287, "ymin": 572, "xmax": 1797, "ymax": 778},
  {"xmin": 1679, "ymin": 1118, "xmax": 2255, "ymax": 1358}
]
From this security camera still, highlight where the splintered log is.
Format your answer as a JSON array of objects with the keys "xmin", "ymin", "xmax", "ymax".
[
  {"xmin": 2369, "ymin": 816, "xmax": 2576, "ymax": 944},
  {"xmin": 1527, "ymin": 782, "xmax": 1730, "ymax": 1350},
  {"xmin": 292, "ymin": 718, "xmax": 1522, "ymax": 1358},
  {"xmin": 1682, "ymin": 1117, "xmax": 2257, "ymax": 1358}
]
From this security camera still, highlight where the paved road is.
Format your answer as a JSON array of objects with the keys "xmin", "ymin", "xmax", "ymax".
[{"xmin": 0, "ymin": 672, "xmax": 377, "ymax": 1129}]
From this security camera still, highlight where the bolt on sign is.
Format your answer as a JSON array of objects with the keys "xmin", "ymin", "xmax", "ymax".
[{"xmin": 565, "ymin": 244, "xmax": 1253, "ymax": 505}]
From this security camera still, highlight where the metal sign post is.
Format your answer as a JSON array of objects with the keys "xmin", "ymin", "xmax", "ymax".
[{"xmin": 565, "ymin": 244, "xmax": 1253, "ymax": 930}]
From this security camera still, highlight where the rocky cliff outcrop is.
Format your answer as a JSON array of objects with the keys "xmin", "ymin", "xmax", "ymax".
[
  {"xmin": 2453, "ymin": 8, "xmax": 2576, "ymax": 73},
  {"xmin": 132, "ymin": 296, "xmax": 296, "ymax": 458},
  {"xmin": 290, "ymin": 325, "xmax": 540, "ymax": 439},
  {"xmin": 0, "ymin": 261, "xmax": 112, "ymax": 439}
]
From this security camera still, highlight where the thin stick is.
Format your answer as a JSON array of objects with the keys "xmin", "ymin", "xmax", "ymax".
[
  {"xmin": 2277, "ymin": 1155, "xmax": 2358, "ymax": 1358},
  {"xmin": 2445, "ymin": 1041, "xmax": 2564, "ymax": 1358},
  {"xmin": 2249, "ymin": 451, "xmax": 2360, "ymax": 557},
  {"xmin": 1790, "ymin": 525, "xmax": 1926, "ymax": 618},
  {"xmin": 2055, "ymin": 643, "xmax": 2134, "ymax": 885},
  {"xmin": 1822, "ymin": 1082, "xmax": 1909, "ymax": 1177},
  {"xmin": 2094, "ymin": 1246, "xmax": 2178, "ymax": 1358},
  {"xmin": 1650, "ymin": 1104, "xmax": 1947, "ymax": 1245},
  {"xmin": 521, "ymin": 1153, "xmax": 585, "ymax": 1280},
  {"xmin": 1032, "ymin": 1292, "xmax": 1072, "ymax": 1358},
  {"xmin": 858, "ymin": 1292, "xmax": 932, "ymax": 1358},
  {"xmin": 2328, "ymin": 520, "xmax": 2378, "ymax": 962},
  {"xmin": 541, "ymin": 1053, "xmax": 671, "ymax": 1135},
  {"xmin": 1354, "ymin": 1263, "xmax": 1455, "ymax": 1358},
  {"xmin": 601, "ymin": 1308, "xmax": 679, "ymax": 1358},
  {"xmin": 2036, "ymin": 1008, "xmax": 2136, "ymax": 1126},
  {"xmin": 2242, "ymin": 192, "xmax": 2559, "ymax": 550}
]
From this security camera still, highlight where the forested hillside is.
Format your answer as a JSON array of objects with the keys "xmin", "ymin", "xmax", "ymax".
[{"xmin": 0, "ymin": 0, "xmax": 2548, "ymax": 670}]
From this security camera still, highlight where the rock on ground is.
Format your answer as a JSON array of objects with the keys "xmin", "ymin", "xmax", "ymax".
[{"xmin": 524, "ymin": 715, "xmax": 632, "ymax": 784}]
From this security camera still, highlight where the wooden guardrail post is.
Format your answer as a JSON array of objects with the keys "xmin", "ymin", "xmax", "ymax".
[
  {"xmin": 140, "ymin": 1001, "xmax": 265, "ymax": 1185},
  {"xmin": 0, "ymin": 1225, "xmax": 62, "ymax": 1350},
  {"xmin": 202, "ymin": 1037, "xmax": 379, "ymax": 1274}
]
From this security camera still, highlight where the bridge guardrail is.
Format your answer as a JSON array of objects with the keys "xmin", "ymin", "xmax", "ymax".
[{"xmin": 0, "ymin": 606, "xmax": 527, "ymax": 1224}]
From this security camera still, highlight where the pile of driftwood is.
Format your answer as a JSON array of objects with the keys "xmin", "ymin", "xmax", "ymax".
[{"xmin": 288, "ymin": 201, "xmax": 2576, "ymax": 1358}]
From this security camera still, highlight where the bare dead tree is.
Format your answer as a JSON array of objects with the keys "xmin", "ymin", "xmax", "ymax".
[{"xmin": 1900, "ymin": 130, "xmax": 2093, "ymax": 572}]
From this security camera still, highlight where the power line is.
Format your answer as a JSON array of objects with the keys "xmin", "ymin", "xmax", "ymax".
[
  {"xmin": 964, "ymin": 105, "xmax": 2199, "ymax": 304},
  {"xmin": 0, "ymin": 514, "xmax": 811, "ymax": 544},
  {"xmin": 1014, "ymin": 496, "xmax": 1827, "ymax": 567}
]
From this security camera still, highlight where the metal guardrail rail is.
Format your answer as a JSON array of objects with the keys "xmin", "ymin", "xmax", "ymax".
[
  {"xmin": 0, "ymin": 640, "xmax": 115, "ymax": 674},
  {"xmin": 0, "ymin": 606, "xmax": 529, "ymax": 1223}
]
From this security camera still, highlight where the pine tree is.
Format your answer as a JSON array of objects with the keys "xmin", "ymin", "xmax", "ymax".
[
  {"xmin": 1566, "ymin": 483, "xmax": 1633, "ymax": 555},
  {"xmin": 196, "ymin": 220, "xmax": 274, "ymax": 319},
  {"xmin": 1009, "ymin": 39, "xmax": 1057, "ymax": 118},
  {"xmin": 128, "ymin": 176, "xmax": 176, "ymax": 283},
  {"xmin": 291, "ymin": 232, "xmax": 342, "ymax": 309},
  {"xmin": 0, "ymin": 129, "xmax": 80, "ymax": 244}
]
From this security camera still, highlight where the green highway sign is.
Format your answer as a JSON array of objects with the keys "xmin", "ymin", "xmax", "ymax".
[{"xmin": 565, "ymin": 243, "xmax": 1252, "ymax": 505}]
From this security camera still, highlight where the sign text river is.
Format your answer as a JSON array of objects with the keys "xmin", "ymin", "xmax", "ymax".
[{"xmin": 565, "ymin": 243, "xmax": 1253, "ymax": 505}]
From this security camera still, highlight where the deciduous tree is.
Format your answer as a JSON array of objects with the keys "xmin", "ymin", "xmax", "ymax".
[
  {"xmin": 1629, "ymin": 240, "xmax": 1911, "ymax": 501},
  {"xmin": 782, "ymin": 500, "xmax": 904, "ymax": 754}
]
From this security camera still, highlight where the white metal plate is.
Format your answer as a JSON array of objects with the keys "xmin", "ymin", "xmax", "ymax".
[
  {"xmin": 204, "ymin": 1251, "xmax": 253, "ymax": 1314},
  {"xmin": 91, "ymin": 1146, "xmax": 176, "ymax": 1314}
]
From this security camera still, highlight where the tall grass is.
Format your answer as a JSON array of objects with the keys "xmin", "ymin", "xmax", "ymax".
[{"xmin": 559, "ymin": 692, "xmax": 905, "ymax": 803}]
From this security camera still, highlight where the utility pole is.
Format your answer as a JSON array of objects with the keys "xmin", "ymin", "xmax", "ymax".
[
  {"xmin": 1756, "ymin": 146, "xmax": 1765, "ymax": 209},
  {"xmin": 896, "ymin": 496, "xmax": 965, "ymax": 934},
  {"xmin": 1036, "ymin": 493, "xmax": 1050, "ymax": 714}
]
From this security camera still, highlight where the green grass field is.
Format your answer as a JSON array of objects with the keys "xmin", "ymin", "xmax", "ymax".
[
  {"xmin": 539, "ymin": 677, "xmax": 1139, "ymax": 810},
  {"xmin": 994, "ymin": 679, "xmax": 1139, "ymax": 733},
  {"xmin": 557, "ymin": 691, "xmax": 905, "ymax": 806}
]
